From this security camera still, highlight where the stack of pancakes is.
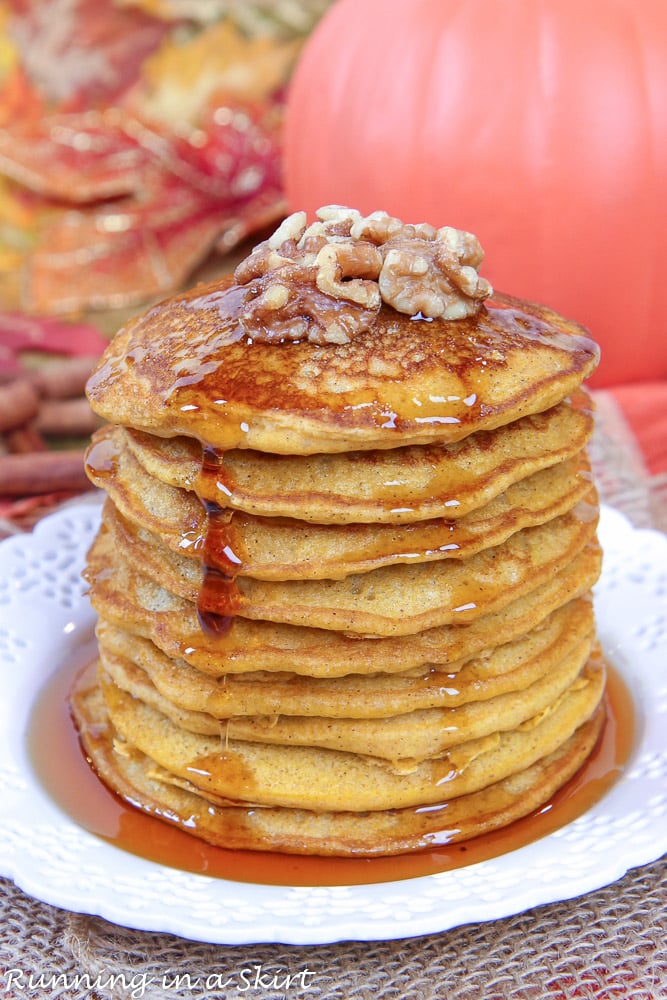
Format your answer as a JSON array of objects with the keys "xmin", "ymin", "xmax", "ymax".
[{"xmin": 74, "ymin": 211, "xmax": 605, "ymax": 857}]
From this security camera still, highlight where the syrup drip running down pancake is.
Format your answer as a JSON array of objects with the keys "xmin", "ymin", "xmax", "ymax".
[{"xmin": 75, "ymin": 206, "xmax": 606, "ymax": 856}]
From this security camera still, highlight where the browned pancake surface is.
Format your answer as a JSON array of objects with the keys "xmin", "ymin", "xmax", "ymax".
[
  {"xmin": 85, "ymin": 532, "xmax": 602, "ymax": 677},
  {"xmin": 71, "ymin": 672, "xmax": 605, "ymax": 856},
  {"xmin": 86, "ymin": 285, "xmax": 598, "ymax": 454},
  {"xmin": 116, "ymin": 391, "xmax": 594, "ymax": 524}
]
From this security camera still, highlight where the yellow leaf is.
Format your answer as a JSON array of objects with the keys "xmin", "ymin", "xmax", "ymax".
[
  {"xmin": 0, "ymin": 3, "xmax": 19, "ymax": 81},
  {"xmin": 0, "ymin": 178, "xmax": 36, "ymax": 230},
  {"xmin": 132, "ymin": 20, "xmax": 300, "ymax": 126}
]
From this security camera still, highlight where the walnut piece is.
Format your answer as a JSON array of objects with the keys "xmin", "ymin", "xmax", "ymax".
[
  {"xmin": 379, "ymin": 229, "xmax": 493, "ymax": 320},
  {"xmin": 350, "ymin": 210, "xmax": 438, "ymax": 245},
  {"xmin": 240, "ymin": 262, "xmax": 380, "ymax": 345},
  {"xmin": 315, "ymin": 242, "xmax": 383, "ymax": 307},
  {"xmin": 233, "ymin": 206, "xmax": 492, "ymax": 343}
]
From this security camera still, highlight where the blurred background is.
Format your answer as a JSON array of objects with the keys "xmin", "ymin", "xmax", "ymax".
[
  {"xmin": 0, "ymin": 0, "xmax": 333, "ymax": 529},
  {"xmin": 0, "ymin": 0, "xmax": 334, "ymax": 322}
]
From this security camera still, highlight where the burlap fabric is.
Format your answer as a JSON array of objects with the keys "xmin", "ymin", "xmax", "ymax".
[
  {"xmin": 1, "ymin": 390, "xmax": 665, "ymax": 1000},
  {"xmin": 1, "ymin": 855, "xmax": 666, "ymax": 1000}
]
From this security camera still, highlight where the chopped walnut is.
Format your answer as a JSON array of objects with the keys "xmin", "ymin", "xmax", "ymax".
[
  {"xmin": 350, "ymin": 211, "xmax": 441, "ymax": 246},
  {"xmin": 233, "ymin": 206, "xmax": 492, "ymax": 343},
  {"xmin": 239, "ymin": 262, "xmax": 380, "ymax": 345},
  {"xmin": 379, "ymin": 229, "xmax": 493, "ymax": 320},
  {"xmin": 350, "ymin": 210, "xmax": 405, "ymax": 244},
  {"xmin": 267, "ymin": 211, "xmax": 307, "ymax": 249},
  {"xmin": 315, "ymin": 242, "xmax": 383, "ymax": 307},
  {"xmin": 234, "ymin": 243, "xmax": 296, "ymax": 284}
]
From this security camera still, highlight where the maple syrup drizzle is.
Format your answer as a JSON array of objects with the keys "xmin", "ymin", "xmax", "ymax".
[
  {"xmin": 84, "ymin": 431, "xmax": 119, "ymax": 480},
  {"xmin": 195, "ymin": 446, "xmax": 245, "ymax": 636},
  {"xmin": 30, "ymin": 650, "xmax": 635, "ymax": 888}
]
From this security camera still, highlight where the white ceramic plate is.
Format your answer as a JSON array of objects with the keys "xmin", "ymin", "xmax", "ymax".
[{"xmin": 0, "ymin": 502, "xmax": 665, "ymax": 945}]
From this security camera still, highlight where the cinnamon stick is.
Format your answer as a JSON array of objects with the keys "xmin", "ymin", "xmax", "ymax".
[
  {"xmin": 0, "ymin": 449, "xmax": 90, "ymax": 495},
  {"xmin": 0, "ymin": 379, "xmax": 40, "ymax": 432},
  {"xmin": 4, "ymin": 425, "xmax": 48, "ymax": 454},
  {"xmin": 34, "ymin": 397, "xmax": 101, "ymax": 437},
  {"xmin": 30, "ymin": 355, "xmax": 99, "ymax": 399}
]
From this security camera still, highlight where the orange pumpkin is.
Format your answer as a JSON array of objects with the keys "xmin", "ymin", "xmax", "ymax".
[{"xmin": 284, "ymin": 0, "xmax": 667, "ymax": 388}]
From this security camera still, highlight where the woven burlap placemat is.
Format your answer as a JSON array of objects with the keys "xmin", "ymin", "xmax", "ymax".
[
  {"xmin": 1, "ymin": 389, "xmax": 665, "ymax": 999},
  {"xmin": 1, "ymin": 855, "xmax": 666, "ymax": 1000}
]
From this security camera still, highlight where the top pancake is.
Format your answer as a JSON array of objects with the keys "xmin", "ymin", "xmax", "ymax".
[{"xmin": 86, "ymin": 282, "xmax": 599, "ymax": 455}]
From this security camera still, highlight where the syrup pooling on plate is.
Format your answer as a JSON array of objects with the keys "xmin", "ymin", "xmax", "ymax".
[{"xmin": 31, "ymin": 654, "xmax": 634, "ymax": 886}]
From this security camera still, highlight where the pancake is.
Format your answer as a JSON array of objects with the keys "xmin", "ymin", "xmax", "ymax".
[
  {"xmin": 86, "ymin": 532, "xmax": 602, "ymax": 677},
  {"xmin": 94, "ymin": 657, "xmax": 605, "ymax": 811},
  {"xmin": 88, "ymin": 424, "xmax": 593, "ymax": 580},
  {"xmin": 101, "ymin": 632, "xmax": 593, "ymax": 763},
  {"xmin": 71, "ymin": 674, "xmax": 606, "ymax": 856},
  {"xmin": 117, "ymin": 391, "xmax": 594, "ymax": 524},
  {"xmin": 78, "ymin": 206, "xmax": 605, "ymax": 857},
  {"xmin": 95, "ymin": 596, "xmax": 595, "ymax": 719},
  {"xmin": 86, "ymin": 286, "xmax": 598, "ymax": 455},
  {"xmin": 101, "ymin": 499, "xmax": 599, "ymax": 635}
]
